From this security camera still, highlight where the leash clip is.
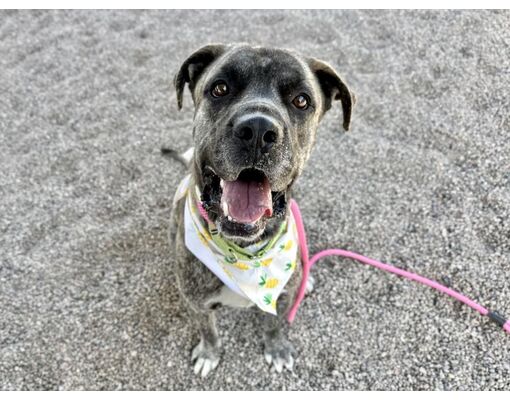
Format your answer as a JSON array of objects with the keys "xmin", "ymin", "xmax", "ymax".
[{"xmin": 487, "ymin": 311, "xmax": 508, "ymax": 328}]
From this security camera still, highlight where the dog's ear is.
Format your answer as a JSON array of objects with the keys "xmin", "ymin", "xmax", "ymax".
[
  {"xmin": 174, "ymin": 44, "xmax": 227, "ymax": 110},
  {"xmin": 309, "ymin": 58, "xmax": 355, "ymax": 131}
]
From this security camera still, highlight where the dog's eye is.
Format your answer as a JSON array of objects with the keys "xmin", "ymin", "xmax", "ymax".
[
  {"xmin": 292, "ymin": 94, "xmax": 309, "ymax": 110},
  {"xmin": 211, "ymin": 81, "xmax": 229, "ymax": 98}
]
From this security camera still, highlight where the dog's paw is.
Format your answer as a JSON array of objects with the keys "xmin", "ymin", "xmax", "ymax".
[
  {"xmin": 305, "ymin": 275, "xmax": 315, "ymax": 295},
  {"xmin": 264, "ymin": 338, "xmax": 296, "ymax": 373},
  {"xmin": 191, "ymin": 339, "xmax": 220, "ymax": 378}
]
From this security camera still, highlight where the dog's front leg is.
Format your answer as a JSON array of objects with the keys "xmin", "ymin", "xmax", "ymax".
[
  {"xmin": 172, "ymin": 203, "xmax": 223, "ymax": 378},
  {"xmin": 175, "ymin": 264, "xmax": 222, "ymax": 378},
  {"xmin": 259, "ymin": 261, "xmax": 303, "ymax": 372},
  {"xmin": 183, "ymin": 297, "xmax": 221, "ymax": 378},
  {"xmin": 260, "ymin": 292, "xmax": 297, "ymax": 373}
]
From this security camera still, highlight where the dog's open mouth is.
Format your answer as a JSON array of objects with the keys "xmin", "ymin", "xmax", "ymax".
[
  {"xmin": 201, "ymin": 167, "xmax": 287, "ymax": 237},
  {"xmin": 221, "ymin": 169, "xmax": 273, "ymax": 223}
]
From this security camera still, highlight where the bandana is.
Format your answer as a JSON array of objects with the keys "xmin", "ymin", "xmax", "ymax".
[{"xmin": 173, "ymin": 175, "xmax": 299, "ymax": 315}]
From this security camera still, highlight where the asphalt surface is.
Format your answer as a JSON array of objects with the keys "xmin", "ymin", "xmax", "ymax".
[{"xmin": 1, "ymin": 10, "xmax": 509, "ymax": 390}]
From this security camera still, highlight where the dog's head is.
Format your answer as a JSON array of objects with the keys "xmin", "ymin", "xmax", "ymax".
[{"xmin": 175, "ymin": 44, "xmax": 354, "ymax": 244}]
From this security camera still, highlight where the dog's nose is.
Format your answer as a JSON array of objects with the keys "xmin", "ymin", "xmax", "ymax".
[{"xmin": 233, "ymin": 114, "xmax": 280, "ymax": 154}]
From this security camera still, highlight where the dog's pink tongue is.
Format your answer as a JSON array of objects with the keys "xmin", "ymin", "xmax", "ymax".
[{"xmin": 222, "ymin": 177, "xmax": 272, "ymax": 223}]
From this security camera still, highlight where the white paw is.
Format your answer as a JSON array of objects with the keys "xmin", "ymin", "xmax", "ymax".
[
  {"xmin": 191, "ymin": 339, "xmax": 220, "ymax": 378},
  {"xmin": 264, "ymin": 339, "xmax": 296, "ymax": 373},
  {"xmin": 305, "ymin": 275, "xmax": 315, "ymax": 295}
]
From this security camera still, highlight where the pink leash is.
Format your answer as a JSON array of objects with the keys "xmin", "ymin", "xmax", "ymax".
[
  {"xmin": 196, "ymin": 199, "xmax": 509, "ymax": 333},
  {"xmin": 287, "ymin": 199, "xmax": 510, "ymax": 334}
]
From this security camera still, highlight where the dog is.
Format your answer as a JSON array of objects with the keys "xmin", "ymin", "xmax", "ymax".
[{"xmin": 166, "ymin": 43, "xmax": 354, "ymax": 377}]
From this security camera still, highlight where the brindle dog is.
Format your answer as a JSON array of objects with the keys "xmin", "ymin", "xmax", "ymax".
[{"xmin": 167, "ymin": 43, "xmax": 354, "ymax": 377}]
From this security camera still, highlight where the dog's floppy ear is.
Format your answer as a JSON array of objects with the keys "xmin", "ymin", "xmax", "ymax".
[
  {"xmin": 309, "ymin": 58, "xmax": 355, "ymax": 131},
  {"xmin": 174, "ymin": 44, "xmax": 227, "ymax": 110}
]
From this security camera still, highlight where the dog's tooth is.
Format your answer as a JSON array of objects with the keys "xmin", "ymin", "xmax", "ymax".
[
  {"xmin": 220, "ymin": 179, "xmax": 224, "ymax": 189},
  {"xmin": 222, "ymin": 199, "xmax": 229, "ymax": 216}
]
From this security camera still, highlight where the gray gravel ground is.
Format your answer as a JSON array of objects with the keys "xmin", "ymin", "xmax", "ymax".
[{"xmin": 1, "ymin": 10, "xmax": 510, "ymax": 390}]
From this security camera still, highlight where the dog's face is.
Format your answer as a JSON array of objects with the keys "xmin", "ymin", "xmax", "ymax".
[{"xmin": 175, "ymin": 44, "xmax": 353, "ymax": 243}]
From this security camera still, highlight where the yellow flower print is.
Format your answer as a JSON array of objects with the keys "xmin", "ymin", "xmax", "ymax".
[
  {"xmin": 198, "ymin": 231, "xmax": 209, "ymax": 246},
  {"xmin": 232, "ymin": 261, "xmax": 250, "ymax": 271},
  {"xmin": 222, "ymin": 267, "xmax": 234, "ymax": 278},
  {"xmin": 260, "ymin": 258, "xmax": 273, "ymax": 267},
  {"xmin": 201, "ymin": 229, "xmax": 212, "ymax": 242},
  {"xmin": 279, "ymin": 240, "xmax": 293, "ymax": 251},
  {"xmin": 265, "ymin": 277, "xmax": 279, "ymax": 289},
  {"xmin": 259, "ymin": 274, "xmax": 279, "ymax": 289}
]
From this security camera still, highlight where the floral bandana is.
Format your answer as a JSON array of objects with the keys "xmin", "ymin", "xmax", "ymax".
[{"xmin": 173, "ymin": 175, "xmax": 299, "ymax": 315}]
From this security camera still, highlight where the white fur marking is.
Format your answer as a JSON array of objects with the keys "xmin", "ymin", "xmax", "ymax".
[
  {"xmin": 181, "ymin": 147, "xmax": 194, "ymax": 165},
  {"xmin": 205, "ymin": 286, "xmax": 254, "ymax": 309}
]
